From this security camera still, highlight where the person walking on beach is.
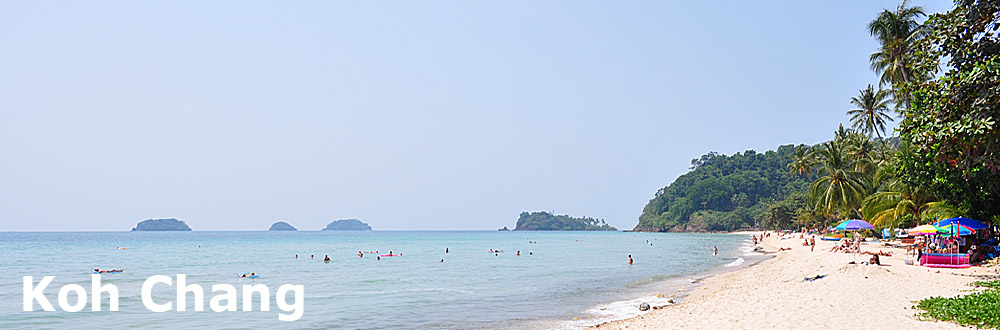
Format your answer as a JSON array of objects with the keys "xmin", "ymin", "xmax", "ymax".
[
  {"xmin": 810, "ymin": 236, "xmax": 816, "ymax": 252},
  {"xmin": 628, "ymin": 255, "xmax": 633, "ymax": 265},
  {"xmin": 752, "ymin": 235, "xmax": 758, "ymax": 246}
]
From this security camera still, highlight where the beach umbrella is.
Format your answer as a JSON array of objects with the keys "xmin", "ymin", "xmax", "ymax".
[
  {"xmin": 937, "ymin": 224, "xmax": 975, "ymax": 236},
  {"xmin": 835, "ymin": 219, "xmax": 874, "ymax": 231},
  {"xmin": 908, "ymin": 225, "xmax": 940, "ymax": 236},
  {"xmin": 932, "ymin": 217, "xmax": 988, "ymax": 230}
]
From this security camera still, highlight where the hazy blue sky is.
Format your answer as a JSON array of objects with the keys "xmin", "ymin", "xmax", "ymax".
[{"xmin": 0, "ymin": 1, "xmax": 955, "ymax": 231}]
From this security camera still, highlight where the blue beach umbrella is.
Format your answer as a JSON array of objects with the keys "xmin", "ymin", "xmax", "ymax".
[
  {"xmin": 835, "ymin": 219, "xmax": 874, "ymax": 231},
  {"xmin": 932, "ymin": 217, "xmax": 988, "ymax": 230}
]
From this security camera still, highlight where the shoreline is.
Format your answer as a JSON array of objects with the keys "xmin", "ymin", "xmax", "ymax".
[
  {"xmin": 549, "ymin": 233, "xmax": 764, "ymax": 329},
  {"xmin": 589, "ymin": 231, "xmax": 994, "ymax": 329}
]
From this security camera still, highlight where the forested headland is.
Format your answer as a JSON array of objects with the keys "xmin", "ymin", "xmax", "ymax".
[{"xmin": 635, "ymin": 0, "xmax": 998, "ymax": 232}]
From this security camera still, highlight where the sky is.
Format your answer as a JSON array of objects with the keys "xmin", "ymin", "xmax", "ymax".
[{"xmin": 0, "ymin": 1, "xmax": 956, "ymax": 231}]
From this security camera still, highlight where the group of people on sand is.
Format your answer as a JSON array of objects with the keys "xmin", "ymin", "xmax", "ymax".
[{"xmin": 798, "ymin": 236, "xmax": 817, "ymax": 251}]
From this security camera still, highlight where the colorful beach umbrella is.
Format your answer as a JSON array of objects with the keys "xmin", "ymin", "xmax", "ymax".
[
  {"xmin": 908, "ymin": 225, "xmax": 940, "ymax": 236},
  {"xmin": 834, "ymin": 219, "xmax": 874, "ymax": 231},
  {"xmin": 937, "ymin": 224, "xmax": 975, "ymax": 236},
  {"xmin": 932, "ymin": 217, "xmax": 988, "ymax": 230}
]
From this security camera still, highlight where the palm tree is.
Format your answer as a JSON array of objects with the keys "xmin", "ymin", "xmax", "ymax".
[
  {"xmin": 809, "ymin": 141, "xmax": 867, "ymax": 219},
  {"xmin": 834, "ymin": 124, "xmax": 852, "ymax": 141},
  {"xmin": 847, "ymin": 85, "xmax": 894, "ymax": 140},
  {"xmin": 844, "ymin": 132, "xmax": 877, "ymax": 174},
  {"xmin": 861, "ymin": 180, "xmax": 957, "ymax": 228},
  {"xmin": 868, "ymin": 0, "xmax": 928, "ymax": 110},
  {"xmin": 787, "ymin": 145, "xmax": 814, "ymax": 178}
]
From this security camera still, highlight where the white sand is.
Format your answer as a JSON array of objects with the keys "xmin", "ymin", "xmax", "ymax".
[{"xmin": 591, "ymin": 232, "xmax": 994, "ymax": 330}]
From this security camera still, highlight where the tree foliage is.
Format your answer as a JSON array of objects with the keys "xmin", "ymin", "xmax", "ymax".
[
  {"xmin": 897, "ymin": 0, "xmax": 1000, "ymax": 221},
  {"xmin": 514, "ymin": 211, "xmax": 616, "ymax": 231},
  {"xmin": 634, "ymin": 145, "xmax": 812, "ymax": 232}
]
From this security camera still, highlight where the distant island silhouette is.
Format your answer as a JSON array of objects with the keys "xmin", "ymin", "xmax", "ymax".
[
  {"xmin": 322, "ymin": 219, "xmax": 372, "ymax": 231},
  {"xmin": 131, "ymin": 218, "xmax": 192, "ymax": 231},
  {"xmin": 268, "ymin": 221, "xmax": 297, "ymax": 231},
  {"xmin": 514, "ymin": 211, "xmax": 616, "ymax": 231}
]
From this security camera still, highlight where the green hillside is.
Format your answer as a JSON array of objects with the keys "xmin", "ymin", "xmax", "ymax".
[{"xmin": 634, "ymin": 145, "xmax": 812, "ymax": 232}]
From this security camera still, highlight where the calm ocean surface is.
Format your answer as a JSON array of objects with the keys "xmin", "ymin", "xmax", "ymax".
[{"xmin": 0, "ymin": 231, "xmax": 757, "ymax": 329}]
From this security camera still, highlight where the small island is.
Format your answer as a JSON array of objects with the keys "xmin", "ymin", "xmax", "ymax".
[
  {"xmin": 131, "ymin": 218, "xmax": 192, "ymax": 231},
  {"xmin": 498, "ymin": 226, "xmax": 510, "ymax": 231},
  {"xmin": 322, "ymin": 219, "xmax": 372, "ymax": 231},
  {"xmin": 513, "ymin": 211, "xmax": 617, "ymax": 231},
  {"xmin": 268, "ymin": 221, "xmax": 297, "ymax": 231}
]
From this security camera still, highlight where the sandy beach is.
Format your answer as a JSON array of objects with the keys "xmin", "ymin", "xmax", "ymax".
[{"xmin": 592, "ymin": 232, "xmax": 993, "ymax": 330}]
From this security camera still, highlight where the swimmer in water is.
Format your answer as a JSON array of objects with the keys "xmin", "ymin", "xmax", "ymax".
[
  {"xmin": 359, "ymin": 251, "xmax": 363, "ymax": 258},
  {"xmin": 311, "ymin": 254, "xmax": 314, "ymax": 259},
  {"xmin": 295, "ymin": 254, "xmax": 298, "ymax": 259},
  {"xmin": 713, "ymin": 246, "xmax": 718, "ymax": 256},
  {"xmin": 324, "ymin": 255, "xmax": 331, "ymax": 262},
  {"xmin": 377, "ymin": 256, "xmax": 380, "ymax": 261},
  {"xmin": 440, "ymin": 259, "xmax": 444, "ymax": 263},
  {"xmin": 446, "ymin": 248, "xmax": 449, "ymax": 253},
  {"xmin": 628, "ymin": 255, "xmax": 633, "ymax": 265},
  {"xmin": 517, "ymin": 251, "xmax": 520, "ymax": 256}
]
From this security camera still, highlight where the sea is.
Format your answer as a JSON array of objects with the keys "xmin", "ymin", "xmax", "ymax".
[{"xmin": 0, "ymin": 231, "xmax": 763, "ymax": 329}]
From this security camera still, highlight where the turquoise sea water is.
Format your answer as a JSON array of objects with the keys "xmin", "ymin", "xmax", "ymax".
[{"xmin": 0, "ymin": 231, "xmax": 756, "ymax": 329}]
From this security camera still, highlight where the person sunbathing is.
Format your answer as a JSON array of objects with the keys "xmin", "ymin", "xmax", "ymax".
[
  {"xmin": 869, "ymin": 254, "xmax": 881, "ymax": 265},
  {"xmin": 778, "ymin": 247, "xmax": 792, "ymax": 251}
]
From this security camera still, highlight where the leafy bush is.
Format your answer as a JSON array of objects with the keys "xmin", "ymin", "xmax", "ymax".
[{"xmin": 916, "ymin": 282, "xmax": 1000, "ymax": 328}]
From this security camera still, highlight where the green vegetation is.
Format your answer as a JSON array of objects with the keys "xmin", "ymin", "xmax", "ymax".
[
  {"xmin": 635, "ymin": 0, "xmax": 997, "ymax": 232},
  {"xmin": 515, "ymin": 211, "xmax": 616, "ymax": 231},
  {"xmin": 268, "ymin": 221, "xmax": 297, "ymax": 231},
  {"xmin": 322, "ymin": 219, "xmax": 372, "ymax": 231},
  {"xmin": 895, "ymin": 0, "xmax": 1000, "ymax": 222},
  {"xmin": 916, "ymin": 280, "xmax": 1000, "ymax": 328},
  {"xmin": 634, "ymin": 146, "xmax": 812, "ymax": 232},
  {"xmin": 131, "ymin": 218, "xmax": 192, "ymax": 231}
]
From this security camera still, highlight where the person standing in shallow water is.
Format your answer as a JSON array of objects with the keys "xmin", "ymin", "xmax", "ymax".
[
  {"xmin": 628, "ymin": 255, "xmax": 633, "ymax": 265},
  {"xmin": 713, "ymin": 246, "xmax": 718, "ymax": 256}
]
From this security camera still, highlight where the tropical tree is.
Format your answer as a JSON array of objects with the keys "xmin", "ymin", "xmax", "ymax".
[
  {"xmin": 787, "ymin": 145, "xmax": 814, "ymax": 178},
  {"xmin": 896, "ymin": 1, "xmax": 1000, "ymax": 221},
  {"xmin": 868, "ymin": 0, "xmax": 928, "ymax": 110},
  {"xmin": 834, "ymin": 124, "xmax": 852, "ymax": 141},
  {"xmin": 809, "ymin": 141, "xmax": 867, "ymax": 219},
  {"xmin": 844, "ymin": 132, "xmax": 877, "ymax": 174},
  {"xmin": 861, "ymin": 180, "xmax": 957, "ymax": 228},
  {"xmin": 847, "ymin": 84, "xmax": 894, "ymax": 140}
]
